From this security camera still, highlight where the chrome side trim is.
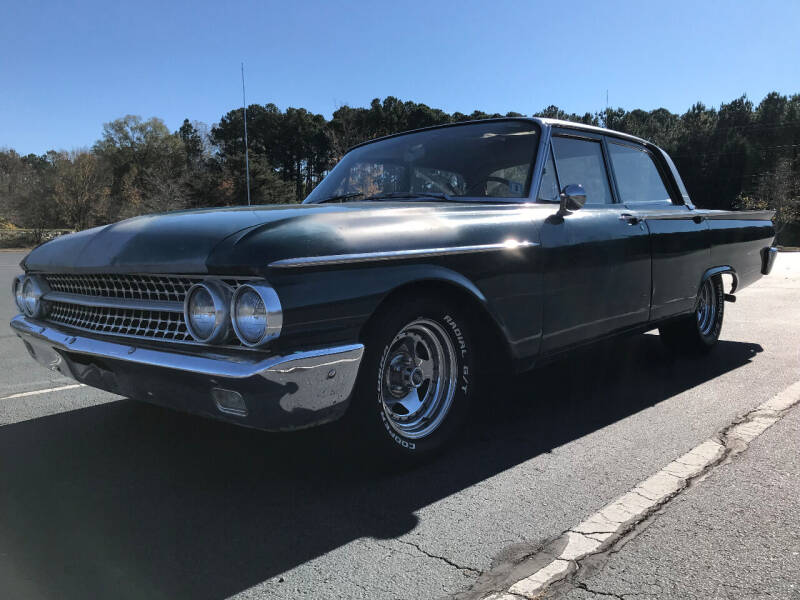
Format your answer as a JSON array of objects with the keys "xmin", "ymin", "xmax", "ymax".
[
  {"xmin": 268, "ymin": 240, "xmax": 538, "ymax": 268},
  {"xmin": 43, "ymin": 291, "xmax": 184, "ymax": 312},
  {"xmin": 700, "ymin": 210, "xmax": 776, "ymax": 221},
  {"xmin": 635, "ymin": 210, "xmax": 775, "ymax": 222},
  {"xmin": 10, "ymin": 314, "xmax": 363, "ymax": 381}
]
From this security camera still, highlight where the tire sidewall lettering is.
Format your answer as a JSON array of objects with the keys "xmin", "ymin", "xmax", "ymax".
[{"xmin": 444, "ymin": 314, "xmax": 471, "ymax": 395}]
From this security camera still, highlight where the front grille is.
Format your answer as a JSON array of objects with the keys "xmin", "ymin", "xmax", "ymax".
[
  {"xmin": 49, "ymin": 302, "xmax": 193, "ymax": 342},
  {"xmin": 40, "ymin": 273, "xmax": 254, "ymax": 347},
  {"xmin": 44, "ymin": 273, "xmax": 249, "ymax": 304}
]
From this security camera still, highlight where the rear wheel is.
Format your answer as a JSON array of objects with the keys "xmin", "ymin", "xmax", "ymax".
[
  {"xmin": 659, "ymin": 275, "xmax": 724, "ymax": 354},
  {"xmin": 349, "ymin": 297, "xmax": 475, "ymax": 462}
]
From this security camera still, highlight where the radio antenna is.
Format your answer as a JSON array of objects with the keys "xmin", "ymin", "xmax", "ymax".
[{"xmin": 241, "ymin": 62, "xmax": 251, "ymax": 206}]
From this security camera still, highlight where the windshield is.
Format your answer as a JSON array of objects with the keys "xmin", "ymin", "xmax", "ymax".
[{"xmin": 305, "ymin": 120, "xmax": 540, "ymax": 203}]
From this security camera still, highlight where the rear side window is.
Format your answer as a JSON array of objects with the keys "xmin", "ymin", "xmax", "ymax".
[
  {"xmin": 551, "ymin": 137, "xmax": 613, "ymax": 205},
  {"xmin": 607, "ymin": 142, "xmax": 672, "ymax": 203}
]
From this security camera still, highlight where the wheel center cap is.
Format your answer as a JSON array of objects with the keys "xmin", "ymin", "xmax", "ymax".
[{"xmin": 405, "ymin": 366, "xmax": 424, "ymax": 389}]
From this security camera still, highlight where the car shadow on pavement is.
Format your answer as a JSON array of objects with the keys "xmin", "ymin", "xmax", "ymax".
[{"xmin": 0, "ymin": 334, "xmax": 762, "ymax": 599}]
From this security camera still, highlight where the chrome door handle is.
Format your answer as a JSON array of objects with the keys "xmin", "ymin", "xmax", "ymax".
[{"xmin": 619, "ymin": 213, "xmax": 641, "ymax": 225}]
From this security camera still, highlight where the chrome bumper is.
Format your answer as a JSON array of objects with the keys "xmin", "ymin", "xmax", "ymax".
[{"xmin": 10, "ymin": 315, "xmax": 364, "ymax": 431}]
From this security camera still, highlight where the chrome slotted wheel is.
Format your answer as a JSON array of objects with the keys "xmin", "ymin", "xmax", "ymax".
[
  {"xmin": 379, "ymin": 318, "xmax": 458, "ymax": 440},
  {"xmin": 696, "ymin": 278, "xmax": 717, "ymax": 336}
]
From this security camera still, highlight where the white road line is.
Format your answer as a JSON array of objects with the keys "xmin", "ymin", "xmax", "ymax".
[
  {"xmin": 484, "ymin": 380, "xmax": 800, "ymax": 600},
  {"xmin": 0, "ymin": 383, "xmax": 85, "ymax": 401}
]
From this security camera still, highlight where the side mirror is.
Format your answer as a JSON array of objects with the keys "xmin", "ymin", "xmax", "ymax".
[{"xmin": 559, "ymin": 184, "xmax": 587, "ymax": 215}]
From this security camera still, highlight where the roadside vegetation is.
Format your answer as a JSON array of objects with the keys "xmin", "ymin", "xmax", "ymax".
[{"xmin": 1, "ymin": 92, "xmax": 798, "ymax": 245}]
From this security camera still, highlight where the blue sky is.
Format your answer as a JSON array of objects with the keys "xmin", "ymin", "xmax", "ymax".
[{"xmin": 2, "ymin": 0, "xmax": 798, "ymax": 155}]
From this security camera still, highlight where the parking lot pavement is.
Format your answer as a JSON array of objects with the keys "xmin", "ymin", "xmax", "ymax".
[
  {"xmin": 555, "ymin": 403, "xmax": 800, "ymax": 600},
  {"xmin": 1, "ymin": 251, "xmax": 798, "ymax": 600}
]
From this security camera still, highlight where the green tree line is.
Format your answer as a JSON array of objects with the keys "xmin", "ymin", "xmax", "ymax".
[{"xmin": 1, "ymin": 92, "xmax": 798, "ymax": 243}]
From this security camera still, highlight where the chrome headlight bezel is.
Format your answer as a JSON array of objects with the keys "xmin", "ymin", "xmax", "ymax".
[
  {"xmin": 231, "ymin": 282, "xmax": 283, "ymax": 347},
  {"xmin": 19, "ymin": 275, "xmax": 48, "ymax": 318},
  {"xmin": 183, "ymin": 282, "xmax": 232, "ymax": 344},
  {"xmin": 12, "ymin": 274, "xmax": 26, "ymax": 313}
]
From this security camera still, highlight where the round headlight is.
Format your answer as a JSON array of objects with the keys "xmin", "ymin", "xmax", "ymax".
[
  {"xmin": 12, "ymin": 274, "xmax": 26, "ymax": 313},
  {"xmin": 20, "ymin": 276, "xmax": 47, "ymax": 318},
  {"xmin": 231, "ymin": 283, "xmax": 282, "ymax": 347},
  {"xmin": 183, "ymin": 282, "xmax": 231, "ymax": 344}
]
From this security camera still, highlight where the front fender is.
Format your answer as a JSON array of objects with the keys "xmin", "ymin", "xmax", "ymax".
[{"xmin": 268, "ymin": 256, "xmax": 542, "ymax": 362}]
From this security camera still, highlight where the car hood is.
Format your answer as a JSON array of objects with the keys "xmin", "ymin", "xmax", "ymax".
[{"xmin": 23, "ymin": 201, "xmax": 550, "ymax": 274}]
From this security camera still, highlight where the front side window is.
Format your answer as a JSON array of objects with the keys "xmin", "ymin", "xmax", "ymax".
[
  {"xmin": 607, "ymin": 142, "xmax": 672, "ymax": 203},
  {"xmin": 305, "ymin": 120, "xmax": 540, "ymax": 202},
  {"xmin": 551, "ymin": 136, "xmax": 613, "ymax": 205}
]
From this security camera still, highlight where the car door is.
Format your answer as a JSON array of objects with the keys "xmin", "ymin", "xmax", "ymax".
[
  {"xmin": 538, "ymin": 130, "xmax": 651, "ymax": 354},
  {"xmin": 604, "ymin": 140, "xmax": 710, "ymax": 321}
]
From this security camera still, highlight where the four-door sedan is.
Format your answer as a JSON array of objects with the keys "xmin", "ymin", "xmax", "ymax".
[{"xmin": 10, "ymin": 118, "xmax": 777, "ymax": 461}]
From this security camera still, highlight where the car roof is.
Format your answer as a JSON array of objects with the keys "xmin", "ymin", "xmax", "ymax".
[
  {"xmin": 347, "ymin": 116, "xmax": 654, "ymax": 153},
  {"xmin": 536, "ymin": 118, "xmax": 651, "ymax": 146}
]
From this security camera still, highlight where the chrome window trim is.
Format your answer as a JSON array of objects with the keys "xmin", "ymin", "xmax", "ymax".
[
  {"xmin": 536, "ymin": 118, "xmax": 650, "ymax": 147},
  {"xmin": 550, "ymin": 129, "xmax": 618, "ymax": 205},
  {"xmin": 302, "ymin": 118, "xmax": 659, "ymax": 207},
  {"xmin": 268, "ymin": 241, "xmax": 538, "ymax": 268},
  {"xmin": 527, "ymin": 121, "xmax": 552, "ymax": 202},
  {"xmin": 605, "ymin": 138, "xmax": 677, "ymax": 205},
  {"xmin": 306, "ymin": 119, "xmax": 544, "ymax": 206}
]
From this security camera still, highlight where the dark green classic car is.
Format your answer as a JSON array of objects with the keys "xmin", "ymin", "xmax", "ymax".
[{"xmin": 10, "ymin": 118, "xmax": 777, "ymax": 460}]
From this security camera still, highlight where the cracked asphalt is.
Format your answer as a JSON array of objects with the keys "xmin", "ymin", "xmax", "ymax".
[
  {"xmin": 553, "ymin": 405, "xmax": 800, "ymax": 600},
  {"xmin": 1, "ymin": 251, "xmax": 799, "ymax": 600}
]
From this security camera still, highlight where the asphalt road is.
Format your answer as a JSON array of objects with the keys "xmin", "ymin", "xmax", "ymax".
[
  {"xmin": 1, "ymin": 250, "xmax": 798, "ymax": 600},
  {"xmin": 557, "ymin": 404, "xmax": 800, "ymax": 600}
]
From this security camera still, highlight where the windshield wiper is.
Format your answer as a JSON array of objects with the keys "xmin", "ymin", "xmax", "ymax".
[
  {"xmin": 318, "ymin": 192, "xmax": 365, "ymax": 203},
  {"xmin": 319, "ymin": 191, "xmax": 457, "ymax": 203},
  {"xmin": 362, "ymin": 192, "xmax": 454, "ymax": 202}
]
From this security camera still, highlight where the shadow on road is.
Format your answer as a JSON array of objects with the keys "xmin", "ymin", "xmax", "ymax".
[{"xmin": 0, "ymin": 334, "xmax": 762, "ymax": 599}]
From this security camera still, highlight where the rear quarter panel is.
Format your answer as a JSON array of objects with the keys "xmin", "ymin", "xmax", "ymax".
[{"xmin": 701, "ymin": 210, "xmax": 776, "ymax": 290}]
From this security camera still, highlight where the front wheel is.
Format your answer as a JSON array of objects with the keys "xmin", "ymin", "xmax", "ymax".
[
  {"xmin": 659, "ymin": 275, "xmax": 725, "ymax": 354},
  {"xmin": 349, "ymin": 298, "xmax": 475, "ymax": 462}
]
